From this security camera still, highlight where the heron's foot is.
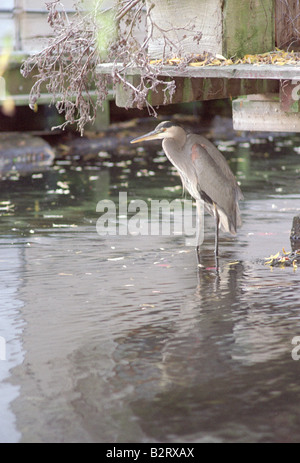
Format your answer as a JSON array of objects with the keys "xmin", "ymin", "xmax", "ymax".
[{"xmin": 196, "ymin": 246, "xmax": 201, "ymax": 266}]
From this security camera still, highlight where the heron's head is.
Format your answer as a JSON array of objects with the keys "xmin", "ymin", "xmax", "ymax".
[{"xmin": 131, "ymin": 121, "xmax": 186, "ymax": 144}]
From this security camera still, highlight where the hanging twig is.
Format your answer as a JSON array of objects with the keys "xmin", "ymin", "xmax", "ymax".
[{"xmin": 21, "ymin": 0, "xmax": 198, "ymax": 134}]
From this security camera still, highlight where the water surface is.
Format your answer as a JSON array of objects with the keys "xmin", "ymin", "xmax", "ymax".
[{"xmin": 1, "ymin": 131, "xmax": 300, "ymax": 442}]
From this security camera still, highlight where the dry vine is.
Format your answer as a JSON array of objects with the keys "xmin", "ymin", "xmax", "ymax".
[
  {"xmin": 275, "ymin": 0, "xmax": 300, "ymax": 50},
  {"xmin": 21, "ymin": 0, "xmax": 196, "ymax": 135}
]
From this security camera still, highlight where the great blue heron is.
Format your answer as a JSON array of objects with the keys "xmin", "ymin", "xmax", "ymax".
[{"xmin": 131, "ymin": 121, "xmax": 243, "ymax": 266}]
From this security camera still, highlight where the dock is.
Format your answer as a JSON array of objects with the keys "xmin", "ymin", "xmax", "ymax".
[
  {"xmin": 97, "ymin": 0, "xmax": 300, "ymax": 132},
  {"xmin": 2, "ymin": 0, "xmax": 300, "ymax": 133},
  {"xmin": 0, "ymin": 1, "xmax": 75, "ymax": 104},
  {"xmin": 98, "ymin": 62, "xmax": 300, "ymax": 132}
]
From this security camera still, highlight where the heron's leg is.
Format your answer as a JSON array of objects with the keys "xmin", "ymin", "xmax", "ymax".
[
  {"xmin": 214, "ymin": 215, "xmax": 219, "ymax": 258},
  {"xmin": 213, "ymin": 203, "xmax": 220, "ymax": 261},
  {"xmin": 196, "ymin": 200, "xmax": 204, "ymax": 266}
]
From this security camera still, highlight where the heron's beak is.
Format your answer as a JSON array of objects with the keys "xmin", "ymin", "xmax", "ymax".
[{"xmin": 130, "ymin": 128, "xmax": 163, "ymax": 143}]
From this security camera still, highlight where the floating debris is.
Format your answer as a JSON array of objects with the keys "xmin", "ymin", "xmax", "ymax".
[
  {"xmin": 163, "ymin": 185, "xmax": 182, "ymax": 192},
  {"xmin": 0, "ymin": 132, "xmax": 55, "ymax": 180},
  {"xmin": 0, "ymin": 200, "xmax": 14, "ymax": 213},
  {"xmin": 47, "ymin": 189, "xmax": 70, "ymax": 195},
  {"xmin": 264, "ymin": 248, "xmax": 300, "ymax": 268},
  {"xmin": 52, "ymin": 223, "xmax": 77, "ymax": 228},
  {"xmin": 149, "ymin": 49, "xmax": 300, "ymax": 67}
]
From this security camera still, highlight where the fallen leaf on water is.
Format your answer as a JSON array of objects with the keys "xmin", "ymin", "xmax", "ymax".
[
  {"xmin": 265, "ymin": 251, "xmax": 280, "ymax": 261},
  {"xmin": 264, "ymin": 249, "xmax": 300, "ymax": 269}
]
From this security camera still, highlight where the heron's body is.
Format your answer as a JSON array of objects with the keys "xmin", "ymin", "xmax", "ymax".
[
  {"xmin": 131, "ymin": 121, "xmax": 243, "ymax": 266},
  {"xmin": 162, "ymin": 131, "xmax": 243, "ymax": 234}
]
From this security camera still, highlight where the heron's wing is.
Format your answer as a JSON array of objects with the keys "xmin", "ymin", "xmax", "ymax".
[
  {"xmin": 189, "ymin": 140, "xmax": 242, "ymax": 234},
  {"xmin": 189, "ymin": 134, "xmax": 244, "ymax": 200}
]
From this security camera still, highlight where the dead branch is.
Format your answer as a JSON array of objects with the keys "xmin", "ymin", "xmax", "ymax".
[{"xmin": 21, "ymin": 0, "xmax": 198, "ymax": 134}]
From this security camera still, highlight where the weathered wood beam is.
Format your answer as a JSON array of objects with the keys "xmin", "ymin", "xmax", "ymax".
[
  {"xmin": 97, "ymin": 63, "xmax": 300, "ymax": 80},
  {"xmin": 146, "ymin": 0, "xmax": 274, "ymax": 59},
  {"xmin": 280, "ymin": 79, "xmax": 300, "ymax": 112},
  {"xmin": 223, "ymin": 0, "xmax": 274, "ymax": 57},
  {"xmin": 99, "ymin": 63, "xmax": 300, "ymax": 108},
  {"xmin": 233, "ymin": 94, "xmax": 300, "ymax": 132},
  {"xmin": 146, "ymin": 77, "xmax": 278, "ymax": 107}
]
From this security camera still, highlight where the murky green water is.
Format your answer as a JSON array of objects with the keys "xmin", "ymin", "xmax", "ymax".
[{"xmin": 1, "ymin": 128, "xmax": 300, "ymax": 442}]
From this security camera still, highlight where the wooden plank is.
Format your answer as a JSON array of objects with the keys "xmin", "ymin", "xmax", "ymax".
[
  {"xmin": 223, "ymin": 0, "xmax": 274, "ymax": 57},
  {"xmin": 115, "ymin": 75, "xmax": 142, "ymax": 108},
  {"xmin": 0, "ymin": 17, "xmax": 15, "ymax": 48},
  {"xmin": 98, "ymin": 62, "xmax": 300, "ymax": 109},
  {"xmin": 146, "ymin": 0, "xmax": 274, "ymax": 59},
  {"xmin": 20, "ymin": 13, "xmax": 53, "ymax": 51},
  {"xmin": 97, "ymin": 62, "xmax": 300, "ymax": 80},
  {"xmin": 280, "ymin": 79, "xmax": 300, "ymax": 112},
  {"xmin": 146, "ymin": 0, "xmax": 223, "ymax": 59},
  {"xmin": 22, "ymin": 0, "xmax": 75, "ymax": 10},
  {"xmin": 1, "ymin": 54, "xmax": 114, "ymax": 107},
  {"xmin": 233, "ymin": 95, "xmax": 300, "ymax": 131},
  {"xmin": 114, "ymin": 71, "xmax": 279, "ymax": 108},
  {"xmin": 146, "ymin": 76, "xmax": 278, "ymax": 106},
  {"xmin": 0, "ymin": 0, "xmax": 76, "ymax": 51}
]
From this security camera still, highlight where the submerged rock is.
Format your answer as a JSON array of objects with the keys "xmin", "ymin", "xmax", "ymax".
[
  {"xmin": 0, "ymin": 132, "xmax": 55, "ymax": 180},
  {"xmin": 290, "ymin": 215, "xmax": 300, "ymax": 251}
]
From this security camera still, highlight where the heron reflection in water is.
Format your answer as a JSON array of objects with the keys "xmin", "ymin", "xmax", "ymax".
[{"xmin": 131, "ymin": 121, "xmax": 243, "ymax": 268}]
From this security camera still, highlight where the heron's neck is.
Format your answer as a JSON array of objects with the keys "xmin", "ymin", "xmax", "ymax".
[
  {"xmin": 165, "ymin": 127, "xmax": 187, "ymax": 149},
  {"xmin": 162, "ymin": 135, "xmax": 187, "ymax": 170}
]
